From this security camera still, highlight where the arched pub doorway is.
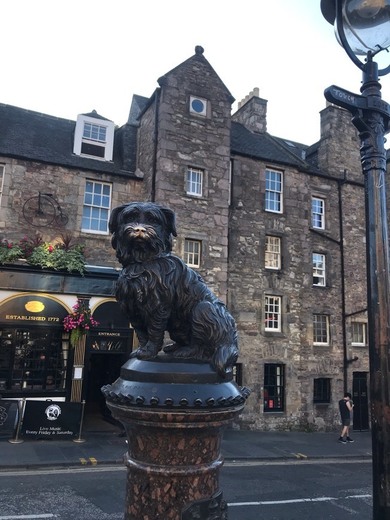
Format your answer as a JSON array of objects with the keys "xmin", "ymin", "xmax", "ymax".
[{"xmin": 83, "ymin": 300, "xmax": 133, "ymax": 430}]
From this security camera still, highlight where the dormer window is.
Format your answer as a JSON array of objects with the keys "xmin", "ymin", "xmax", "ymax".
[{"xmin": 73, "ymin": 111, "xmax": 115, "ymax": 161}]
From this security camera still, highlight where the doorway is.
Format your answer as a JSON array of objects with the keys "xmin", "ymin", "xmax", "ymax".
[
  {"xmin": 84, "ymin": 352, "xmax": 126, "ymax": 430},
  {"xmin": 352, "ymin": 371, "xmax": 369, "ymax": 431}
]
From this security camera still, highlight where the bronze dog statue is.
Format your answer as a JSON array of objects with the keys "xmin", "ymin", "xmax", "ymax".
[{"xmin": 109, "ymin": 201, "xmax": 239, "ymax": 377}]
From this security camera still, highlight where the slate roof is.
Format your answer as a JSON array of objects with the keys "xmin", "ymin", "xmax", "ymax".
[
  {"xmin": 127, "ymin": 95, "xmax": 149, "ymax": 125},
  {"xmin": 0, "ymin": 103, "xmax": 137, "ymax": 177},
  {"xmin": 0, "ymin": 100, "xmax": 326, "ymax": 180},
  {"xmin": 231, "ymin": 122, "xmax": 318, "ymax": 172}
]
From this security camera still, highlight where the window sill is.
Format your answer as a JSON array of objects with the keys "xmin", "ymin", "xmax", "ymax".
[
  {"xmin": 80, "ymin": 230, "xmax": 109, "ymax": 236},
  {"xmin": 264, "ymin": 331, "xmax": 285, "ymax": 338},
  {"xmin": 184, "ymin": 193, "xmax": 204, "ymax": 200}
]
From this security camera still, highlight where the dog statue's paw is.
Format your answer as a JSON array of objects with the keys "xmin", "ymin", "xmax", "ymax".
[
  {"xmin": 166, "ymin": 345, "xmax": 200, "ymax": 359},
  {"xmin": 134, "ymin": 343, "xmax": 160, "ymax": 360}
]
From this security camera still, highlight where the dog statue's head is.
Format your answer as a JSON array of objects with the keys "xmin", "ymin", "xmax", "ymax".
[{"xmin": 109, "ymin": 202, "xmax": 177, "ymax": 266}]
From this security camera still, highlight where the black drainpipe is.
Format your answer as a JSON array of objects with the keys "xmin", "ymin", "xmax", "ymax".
[
  {"xmin": 338, "ymin": 173, "xmax": 348, "ymax": 394},
  {"xmin": 151, "ymin": 88, "xmax": 161, "ymax": 203}
]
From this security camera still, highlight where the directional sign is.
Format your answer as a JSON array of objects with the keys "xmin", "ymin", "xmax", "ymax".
[
  {"xmin": 324, "ymin": 85, "xmax": 366, "ymax": 111},
  {"xmin": 325, "ymin": 85, "xmax": 390, "ymax": 119}
]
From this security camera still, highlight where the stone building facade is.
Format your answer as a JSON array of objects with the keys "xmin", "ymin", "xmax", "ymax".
[{"xmin": 0, "ymin": 45, "xmax": 386, "ymax": 431}]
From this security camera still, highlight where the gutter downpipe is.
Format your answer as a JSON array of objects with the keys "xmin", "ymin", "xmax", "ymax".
[
  {"xmin": 338, "ymin": 173, "xmax": 348, "ymax": 394},
  {"xmin": 151, "ymin": 88, "xmax": 161, "ymax": 203}
]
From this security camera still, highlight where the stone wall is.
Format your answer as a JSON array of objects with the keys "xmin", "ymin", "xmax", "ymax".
[
  {"xmin": 0, "ymin": 157, "xmax": 143, "ymax": 267},
  {"xmin": 147, "ymin": 50, "xmax": 233, "ymax": 299},
  {"xmin": 227, "ymin": 147, "xmax": 367, "ymax": 430}
]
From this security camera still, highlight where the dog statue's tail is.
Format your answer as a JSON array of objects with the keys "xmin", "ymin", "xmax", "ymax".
[{"xmin": 212, "ymin": 343, "xmax": 239, "ymax": 379}]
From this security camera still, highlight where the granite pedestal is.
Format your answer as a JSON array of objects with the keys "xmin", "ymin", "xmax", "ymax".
[{"xmin": 102, "ymin": 354, "xmax": 249, "ymax": 520}]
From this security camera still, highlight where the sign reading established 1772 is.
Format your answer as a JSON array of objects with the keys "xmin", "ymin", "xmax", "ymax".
[{"xmin": 21, "ymin": 401, "xmax": 82, "ymax": 439}]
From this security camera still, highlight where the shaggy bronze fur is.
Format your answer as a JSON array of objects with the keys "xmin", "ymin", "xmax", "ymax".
[{"xmin": 109, "ymin": 202, "xmax": 239, "ymax": 377}]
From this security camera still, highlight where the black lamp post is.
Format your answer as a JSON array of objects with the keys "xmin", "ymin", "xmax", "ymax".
[{"xmin": 321, "ymin": 1, "xmax": 390, "ymax": 517}]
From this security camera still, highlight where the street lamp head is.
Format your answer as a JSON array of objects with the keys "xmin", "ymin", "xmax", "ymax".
[{"xmin": 321, "ymin": 0, "xmax": 390, "ymax": 71}]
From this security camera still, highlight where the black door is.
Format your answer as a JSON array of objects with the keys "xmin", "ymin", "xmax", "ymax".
[
  {"xmin": 85, "ymin": 352, "xmax": 125, "ymax": 420},
  {"xmin": 352, "ymin": 371, "xmax": 369, "ymax": 431}
]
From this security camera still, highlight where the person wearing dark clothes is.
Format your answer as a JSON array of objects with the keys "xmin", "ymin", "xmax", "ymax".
[{"xmin": 338, "ymin": 392, "xmax": 354, "ymax": 443}]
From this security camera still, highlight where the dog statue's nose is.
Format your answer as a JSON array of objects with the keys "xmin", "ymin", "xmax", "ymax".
[{"xmin": 134, "ymin": 225, "xmax": 146, "ymax": 233}]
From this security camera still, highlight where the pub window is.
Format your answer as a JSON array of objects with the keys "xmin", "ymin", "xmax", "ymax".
[
  {"xmin": 264, "ymin": 363, "xmax": 285, "ymax": 412},
  {"xmin": 313, "ymin": 378, "xmax": 331, "ymax": 403},
  {"xmin": 0, "ymin": 328, "xmax": 68, "ymax": 392}
]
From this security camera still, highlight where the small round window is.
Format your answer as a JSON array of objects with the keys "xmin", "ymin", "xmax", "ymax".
[
  {"xmin": 191, "ymin": 99, "xmax": 205, "ymax": 113},
  {"xmin": 189, "ymin": 96, "xmax": 207, "ymax": 116}
]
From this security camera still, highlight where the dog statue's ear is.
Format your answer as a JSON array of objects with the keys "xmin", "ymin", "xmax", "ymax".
[
  {"xmin": 109, "ymin": 204, "xmax": 129, "ymax": 251},
  {"xmin": 161, "ymin": 207, "xmax": 177, "ymax": 237},
  {"xmin": 109, "ymin": 204, "xmax": 128, "ymax": 234}
]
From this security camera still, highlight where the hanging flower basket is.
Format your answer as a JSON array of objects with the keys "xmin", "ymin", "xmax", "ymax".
[{"xmin": 63, "ymin": 301, "xmax": 99, "ymax": 347}]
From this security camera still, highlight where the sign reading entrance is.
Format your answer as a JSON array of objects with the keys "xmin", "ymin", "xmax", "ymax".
[{"xmin": 21, "ymin": 401, "xmax": 82, "ymax": 439}]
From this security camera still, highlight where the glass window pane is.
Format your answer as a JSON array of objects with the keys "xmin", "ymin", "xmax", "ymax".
[
  {"xmin": 264, "ymin": 363, "xmax": 285, "ymax": 411},
  {"xmin": 186, "ymin": 168, "xmax": 203, "ymax": 196},
  {"xmin": 82, "ymin": 180, "xmax": 111, "ymax": 233},
  {"xmin": 265, "ymin": 170, "xmax": 282, "ymax": 213}
]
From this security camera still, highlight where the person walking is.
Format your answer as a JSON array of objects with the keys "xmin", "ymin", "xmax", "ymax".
[{"xmin": 338, "ymin": 392, "xmax": 354, "ymax": 443}]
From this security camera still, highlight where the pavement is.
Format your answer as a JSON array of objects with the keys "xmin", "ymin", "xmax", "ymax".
[{"xmin": 0, "ymin": 422, "xmax": 372, "ymax": 471}]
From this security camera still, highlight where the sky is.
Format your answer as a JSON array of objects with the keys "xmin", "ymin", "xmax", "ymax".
[{"xmin": 1, "ymin": 0, "xmax": 390, "ymax": 147}]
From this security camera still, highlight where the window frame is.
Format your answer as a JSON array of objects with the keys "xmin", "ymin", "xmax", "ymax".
[
  {"xmin": 313, "ymin": 377, "xmax": 331, "ymax": 403},
  {"xmin": 83, "ymin": 122, "xmax": 107, "ymax": 141},
  {"xmin": 81, "ymin": 180, "xmax": 112, "ymax": 235},
  {"xmin": 183, "ymin": 239, "xmax": 202, "ymax": 268},
  {"xmin": 264, "ymin": 295, "xmax": 282, "ymax": 332},
  {"xmin": 189, "ymin": 95, "xmax": 208, "ymax": 117},
  {"xmin": 312, "ymin": 196, "xmax": 325, "ymax": 230},
  {"xmin": 73, "ymin": 114, "xmax": 115, "ymax": 161},
  {"xmin": 265, "ymin": 235, "xmax": 281, "ymax": 270},
  {"xmin": 313, "ymin": 252, "xmax": 326, "ymax": 287},
  {"xmin": 313, "ymin": 314, "xmax": 330, "ymax": 345},
  {"xmin": 186, "ymin": 167, "xmax": 204, "ymax": 197},
  {"xmin": 265, "ymin": 168, "xmax": 283, "ymax": 213},
  {"xmin": 351, "ymin": 321, "xmax": 367, "ymax": 346},
  {"xmin": 264, "ymin": 363, "xmax": 285, "ymax": 412}
]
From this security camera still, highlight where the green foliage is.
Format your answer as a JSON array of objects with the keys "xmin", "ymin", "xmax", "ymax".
[
  {"xmin": 27, "ymin": 244, "xmax": 85, "ymax": 274},
  {"xmin": 0, "ymin": 240, "xmax": 24, "ymax": 264},
  {"xmin": 0, "ymin": 234, "xmax": 86, "ymax": 275}
]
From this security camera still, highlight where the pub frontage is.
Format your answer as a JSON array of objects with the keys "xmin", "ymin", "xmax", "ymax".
[{"xmin": 0, "ymin": 263, "xmax": 133, "ymax": 432}]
